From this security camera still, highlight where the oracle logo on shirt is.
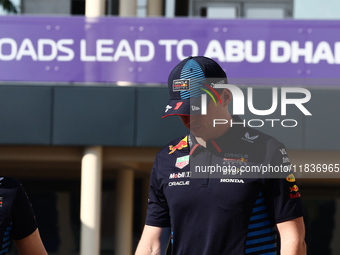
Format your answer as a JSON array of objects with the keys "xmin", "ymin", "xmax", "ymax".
[{"xmin": 168, "ymin": 181, "xmax": 190, "ymax": 186}]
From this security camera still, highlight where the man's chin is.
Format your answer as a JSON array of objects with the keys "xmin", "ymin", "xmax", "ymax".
[
  {"xmin": 190, "ymin": 130, "xmax": 209, "ymax": 140},
  {"xmin": 190, "ymin": 125, "xmax": 203, "ymax": 133}
]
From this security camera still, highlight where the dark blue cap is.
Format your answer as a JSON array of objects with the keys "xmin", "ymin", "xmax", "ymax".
[{"xmin": 162, "ymin": 56, "xmax": 227, "ymax": 118}]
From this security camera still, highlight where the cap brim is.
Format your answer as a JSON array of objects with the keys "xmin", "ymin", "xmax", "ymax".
[
  {"xmin": 162, "ymin": 97, "xmax": 206, "ymax": 118},
  {"xmin": 162, "ymin": 99, "xmax": 190, "ymax": 118}
]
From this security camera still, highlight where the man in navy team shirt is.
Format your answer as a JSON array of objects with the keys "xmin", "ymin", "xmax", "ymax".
[
  {"xmin": 135, "ymin": 56, "xmax": 306, "ymax": 255},
  {"xmin": 0, "ymin": 176, "xmax": 47, "ymax": 255}
]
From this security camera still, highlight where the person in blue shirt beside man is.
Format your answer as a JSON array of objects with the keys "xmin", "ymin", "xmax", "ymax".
[{"xmin": 0, "ymin": 176, "xmax": 47, "ymax": 255}]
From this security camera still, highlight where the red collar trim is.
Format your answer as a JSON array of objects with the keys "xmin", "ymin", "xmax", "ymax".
[
  {"xmin": 189, "ymin": 144, "xmax": 200, "ymax": 155},
  {"xmin": 210, "ymin": 140, "xmax": 222, "ymax": 153}
]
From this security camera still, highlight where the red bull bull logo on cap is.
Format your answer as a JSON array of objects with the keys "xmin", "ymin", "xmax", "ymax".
[{"xmin": 169, "ymin": 136, "xmax": 188, "ymax": 154}]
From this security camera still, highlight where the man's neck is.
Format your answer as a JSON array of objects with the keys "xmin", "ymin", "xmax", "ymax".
[
  {"xmin": 196, "ymin": 137, "xmax": 206, "ymax": 147},
  {"xmin": 195, "ymin": 115, "xmax": 233, "ymax": 148}
]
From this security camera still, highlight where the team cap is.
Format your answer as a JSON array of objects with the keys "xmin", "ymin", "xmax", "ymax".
[{"xmin": 162, "ymin": 56, "xmax": 227, "ymax": 118}]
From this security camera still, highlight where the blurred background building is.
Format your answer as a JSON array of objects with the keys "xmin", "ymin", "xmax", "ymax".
[{"xmin": 1, "ymin": 0, "xmax": 340, "ymax": 255}]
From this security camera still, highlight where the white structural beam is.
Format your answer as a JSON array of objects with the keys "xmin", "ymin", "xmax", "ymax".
[
  {"xmin": 120, "ymin": 0, "xmax": 136, "ymax": 16},
  {"xmin": 81, "ymin": 2, "xmax": 105, "ymax": 252},
  {"xmin": 80, "ymin": 146, "xmax": 103, "ymax": 255},
  {"xmin": 115, "ymin": 169, "xmax": 134, "ymax": 255},
  {"xmin": 147, "ymin": 0, "xmax": 163, "ymax": 16},
  {"xmin": 86, "ymin": 0, "xmax": 105, "ymax": 17}
]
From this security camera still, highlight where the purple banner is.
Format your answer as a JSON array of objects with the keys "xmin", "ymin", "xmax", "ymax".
[{"xmin": 1, "ymin": 16, "xmax": 340, "ymax": 85}]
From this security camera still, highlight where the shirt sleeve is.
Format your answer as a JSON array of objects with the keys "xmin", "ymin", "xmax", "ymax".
[
  {"xmin": 11, "ymin": 184, "xmax": 38, "ymax": 240},
  {"xmin": 145, "ymin": 156, "xmax": 171, "ymax": 228},
  {"xmin": 264, "ymin": 143, "xmax": 304, "ymax": 224}
]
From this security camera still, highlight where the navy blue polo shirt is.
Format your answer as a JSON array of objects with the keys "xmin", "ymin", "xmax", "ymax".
[
  {"xmin": 146, "ymin": 117, "xmax": 304, "ymax": 255},
  {"xmin": 0, "ymin": 177, "xmax": 38, "ymax": 254}
]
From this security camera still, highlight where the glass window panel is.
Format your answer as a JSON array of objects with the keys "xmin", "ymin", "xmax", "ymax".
[
  {"xmin": 137, "ymin": 7, "xmax": 147, "ymax": 17},
  {"xmin": 207, "ymin": 6, "xmax": 236, "ymax": 19},
  {"xmin": 246, "ymin": 7, "xmax": 285, "ymax": 19}
]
